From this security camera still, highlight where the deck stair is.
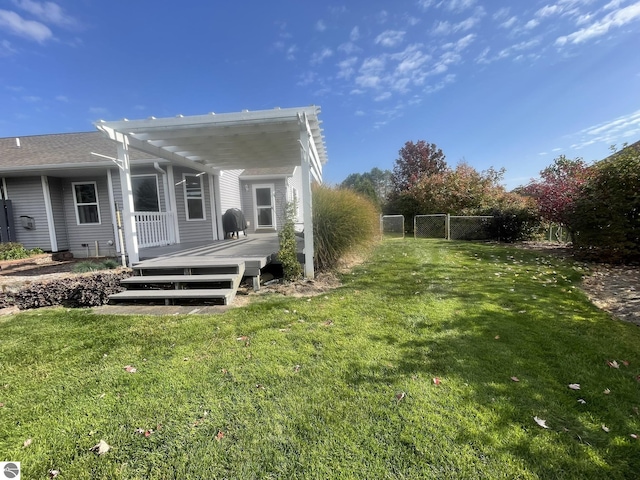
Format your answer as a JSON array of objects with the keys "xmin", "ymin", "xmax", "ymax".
[{"xmin": 109, "ymin": 258, "xmax": 246, "ymax": 306}]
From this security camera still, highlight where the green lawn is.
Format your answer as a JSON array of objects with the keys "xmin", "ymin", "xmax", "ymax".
[{"xmin": 1, "ymin": 239, "xmax": 639, "ymax": 479}]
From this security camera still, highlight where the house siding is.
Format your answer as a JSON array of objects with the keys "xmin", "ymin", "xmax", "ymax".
[
  {"xmin": 62, "ymin": 175, "xmax": 117, "ymax": 258},
  {"xmin": 219, "ymin": 169, "xmax": 242, "ymax": 213},
  {"xmin": 5, "ymin": 176, "xmax": 51, "ymax": 250},
  {"xmin": 48, "ymin": 177, "xmax": 69, "ymax": 251},
  {"xmin": 172, "ymin": 166, "xmax": 214, "ymax": 244}
]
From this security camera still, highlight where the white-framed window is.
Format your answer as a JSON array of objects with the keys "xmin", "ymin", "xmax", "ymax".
[
  {"xmin": 132, "ymin": 174, "xmax": 160, "ymax": 212},
  {"xmin": 183, "ymin": 173, "xmax": 205, "ymax": 220},
  {"xmin": 72, "ymin": 181, "xmax": 101, "ymax": 225}
]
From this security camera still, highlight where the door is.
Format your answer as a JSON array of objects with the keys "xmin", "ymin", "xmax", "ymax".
[{"xmin": 253, "ymin": 184, "xmax": 275, "ymax": 229}]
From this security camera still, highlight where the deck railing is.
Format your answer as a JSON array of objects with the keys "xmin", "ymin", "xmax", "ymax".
[{"xmin": 134, "ymin": 211, "xmax": 175, "ymax": 248}]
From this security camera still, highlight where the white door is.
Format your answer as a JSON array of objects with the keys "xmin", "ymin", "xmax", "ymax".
[{"xmin": 253, "ymin": 184, "xmax": 275, "ymax": 229}]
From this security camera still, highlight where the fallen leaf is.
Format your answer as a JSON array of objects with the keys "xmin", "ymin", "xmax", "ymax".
[
  {"xmin": 602, "ymin": 424, "xmax": 610, "ymax": 433},
  {"xmin": 183, "ymin": 357, "xmax": 189, "ymax": 361},
  {"xmin": 578, "ymin": 399, "xmax": 587, "ymax": 404},
  {"xmin": 90, "ymin": 439, "xmax": 111, "ymax": 455},
  {"xmin": 49, "ymin": 470, "xmax": 60, "ymax": 478},
  {"xmin": 215, "ymin": 431, "xmax": 224, "ymax": 441},
  {"xmin": 510, "ymin": 376, "xmax": 519, "ymax": 382},
  {"xmin": 630, "ymin": 434, "xmax": 638, "ymax": 440},
  {"xmin": 124, "ymin": 365, "xmax": 137, "ymax": 373},
  {"xmin": 0, "ymin": 403, "xmax": 4, "ymax": 407},
  {"xmin": 23, "ymin": 438, "xmax": 32, "ymax": 448},
  {"xmin": 322, "ymin": 320, "xmax": 334, "ymax": 326},
  {"xmin": 568, "ymin": 383, "xmax": 581, "ymax": 390},
  {"xmin": 134, "ymin": 428, "xmax": 145, "ymax": 435},
  {"xmin": 433, "ymin": 377, "xmax": 441, "ymax": 385},
  {"xmin": 534, "ymin": 416, "xmax": 549, "ymax": 429},
  {"xmin": 236, "ymin": 336, "xmax": 248, "ymax": 341},
  {"xmin": 255, "ymin": 384, "xmax": 265, "ymax": 390},
  {"xmin": 622, "ymin": 360, "xmax": 629, "ymax": 367},
  {"xmin": 607, "ymin": 360, "xmax": 620, "ymax": 369},
  {"xmin": 144, "ymin": 430, "xmax": 153, "ymax": 438},
  {"xmin": 294, "ymin": 364, "xmax": 301, "ymax": 373},
  {"xmin": 494, "ymin": 335, "xmax": 500, "ymax": 340},
  {"xmin": 396, "ymin": 392, "xmax": 406, "ymax": 403},
  {"xmin": 604, "ymin": 388, "xmax": 611, "ymax": 395},
  {"xmin": 221, "ymin": 369, "xmax": 228, "ymax": 375}
]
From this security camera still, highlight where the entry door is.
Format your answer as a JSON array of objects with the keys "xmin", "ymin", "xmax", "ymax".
[{"xmin": 254, "ymin": 185, "xmax": 275, "ymax": 229}]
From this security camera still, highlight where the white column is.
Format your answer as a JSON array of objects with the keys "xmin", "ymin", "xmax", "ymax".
[
  {"xmin": 116, "ymin": 134, "xmax": 139, "ymax": 265},
  {"xmin": 213, "ymin": 174, "xmax": 224, "ymax": 240},
  {"xmin": 299, "ymin": 121, "xmax": 315, "ymax": 279},
  {"xmin": 40, "ymin": 176, "xmax": 58, "ymax": 252},
  {"xmin": 167, "ymin": 165, "xmax": 180, "ymax": 244}
]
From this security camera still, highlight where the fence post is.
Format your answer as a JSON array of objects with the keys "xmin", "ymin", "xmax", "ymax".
[
  {"xmin": 413, "ymin": 215, "xmax": 416, "ymax": 239},
  {"xmin": 445, "ymin": 214, "xmax": 451, "ymax": 240}
]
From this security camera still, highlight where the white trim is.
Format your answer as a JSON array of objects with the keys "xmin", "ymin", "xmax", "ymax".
[
  {"xmin": 213, "ymin": 174, "xmax": 224, "ymax": 240},
  {"xmin": 71, "ymin": 181, "xmax": 102, "ymax": 225},
  {"xmin": 183, "ymin": 173, "xmax": 206, "ymax": 221},
  {"xmin": 131, "ymin": 173, "xmax": 161, "ymax": 212},
  {"xmin": 1, "ymin": 177, "xmax": 8, "ymax": 200},
  {"xmin": 208, "ymin": 174, "xmax": 218, "ymax": 240},
  {"xmin": 167, "ymin": 165, "xmax": 180, "ymax": 243},
  {"xmin": 106, "ymin": 169, "xmax": 121, "ymax": 253},
  {"xmin": 252, "ymin": 183, "xmax": 276, "ymax": 229},
  {"xmin": 40, "ymin": 176, "xmax": 58, "ymax": 252},
  {"xmin": 299, "ymin": 121, "xmax": 315, "ymax": 279}
]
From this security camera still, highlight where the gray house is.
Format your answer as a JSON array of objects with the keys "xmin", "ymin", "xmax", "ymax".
[{"xmin": 0, "ymin": 106, "xmax": 326, "ymax": 278}]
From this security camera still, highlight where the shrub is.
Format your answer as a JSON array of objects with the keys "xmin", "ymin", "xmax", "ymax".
[
  {"xmin": 313, "ymin": 185, "xmax": 380, "ymax": 271},
  {"xmin": 278, "ymin": 202, "xmax": 302, "ymax": 281},
  {"xmin": 72, "ymin": 259, "xmax": 120, "ymax": 273},
  {"xmin": 0, "ymin": 271, "xmax": 130, "ymax": 310},
  {"xmin": 487, "ymin": 206, "xmax": 539, "ymax": 243},
  {"xmin": 0, "ymin": 242, "xmax": 44, "ymax": 261},
  {"xmin": 569, "ymin": 143, "xmax": 640, "ymax": 263}
]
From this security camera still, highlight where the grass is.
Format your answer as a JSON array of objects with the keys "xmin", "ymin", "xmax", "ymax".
[{"xmin": 1, "ymin": 239, "xmax": 639, "ymax": 479}]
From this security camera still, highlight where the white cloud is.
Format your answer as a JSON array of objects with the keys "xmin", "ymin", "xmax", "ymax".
[
  {"xmin": 22, "ymin": 95, "xmax": 41, "ymax": 102},
  {"xmin": 439, "ymin": 0, "xmax": 476, "ymax": 13},
  {"xmin": 310, "ymin": 47, "xmax": 333, "ymax": 65},
  {"xmin": 286, "ymin": 45, "xmax": 297, "ymax": 61},
  {"xmin": 572, "ymin": 109, "xmax": 640, "ymax": 149},
  {"xmin": 350, "ymin": 26, "xmax": 360, "ymax": 41},
  {"xmin": 536, "ymin": 5, "xmax": 561, "ymax": 18},
  {"xmin": 0, "ymin": 39, "xmax": 17, "ymax": 55},
  {"xmin": 375, "ymin": 30, "xmax": 405, "ymax": 47},
  {"xmin": 315, "ymin": 20, "xmax": 326, "ymax": 32},
  {"xmin": 12, "ymin": 0, "xmax": 76, "ymax": 27},
  {"xmin": 55, "ymin": 95, "xmax": 68, "ymax": 102},
  {"xmin": 525, "ymin": 19, "xmax": 540, "ymax": 29},
  {"xmin": 89, "ymin": 107, "xmax": 108, "ymax": 115},
  {"xmin": 556, "ymin": 2, "xmax": 640, "ymax": 45},
  {"xmin": 424, "ymin": 73, "xmax": 456, "ymax": 93},
  {"xmin": 432, "ymin": 14, "xmax": 480, "ymax": 35},
  {"xmin": 374, "ymin": 91, "xmax": 392, "ymax": 101},
  {"xmin": 500, "ymin": 16, "xmax": 517, "ymax": 29},
  {"xmin": 0, "ymin": 9, "xmax": 52, "ymax": 42},
  {"xmin": 338, "ymin": 42, "xmax": 361, "ymax": 54},
  {"xmin": 493, "ymin": 7, "xmax": 510, "ymax": 20},
  {"xmin": 417, "ymin": 0, "xmax": 435, "ymax": 9},
  {"xmin": 337, "ymin": 57, "xmax": 358, "ymax": 79}
]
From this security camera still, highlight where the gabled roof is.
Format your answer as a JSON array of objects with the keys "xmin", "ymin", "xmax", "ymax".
[{"xmin": 0, "ymin": 131, "xmax": 152, "ymax": 176}]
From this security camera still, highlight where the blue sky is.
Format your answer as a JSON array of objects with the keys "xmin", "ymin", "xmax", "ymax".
[{"xmin": 1, "ymin": 0, "xmax": 639, "ymax": 189}]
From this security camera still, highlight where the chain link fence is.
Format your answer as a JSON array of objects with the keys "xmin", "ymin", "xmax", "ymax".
[
  {"xmin": 381, "ymin": 215, "xmax": 405, "ymax": 238},
  {"xmin": 449, "ymin": 216, "xmax": 493, "ymax": 240},
  {"xmin": 414, "ymin": 214, "xmax": 447, "ymax": 238}
]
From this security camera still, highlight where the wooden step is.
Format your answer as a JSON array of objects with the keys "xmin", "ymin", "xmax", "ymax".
[
  {"xmin": 110, "ymin": 288, "xmax": 236, "ymax": 305},
  {"xmin": 121, "ymin": 274, "xmax": 238, "ymax": 285}
]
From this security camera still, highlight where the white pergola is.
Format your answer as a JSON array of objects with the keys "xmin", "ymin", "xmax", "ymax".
[{"xmin": 95, "ymin": 106, "xmax": 327, "ymax": 278}]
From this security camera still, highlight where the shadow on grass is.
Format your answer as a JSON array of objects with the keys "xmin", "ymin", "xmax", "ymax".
[{"xmin": 342, "ymin": 239, "xmax": 640, "ymax": 478}]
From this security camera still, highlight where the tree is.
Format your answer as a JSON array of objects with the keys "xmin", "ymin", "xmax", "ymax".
[
  {"xmin": 391, "ymin": 140, "xmax": 447, "ymax": 194},
  {"xmin": 340, "ymin": 167, "xmax": 392, "ymax": 205},
  {"xmin": 569, "ymin": 143, "xmax": 640, "ymax": 263},
  {"xmin": 521, "ymin": 155, "xmax": 589, "ymax": 230}
]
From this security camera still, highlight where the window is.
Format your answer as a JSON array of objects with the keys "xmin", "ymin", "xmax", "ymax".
[
  {"xmin": 72, "ymin": 182, "xmax": 101, "ymax": 225},
  {"xmin": 184, "ymin": 174, "xmax": 205, "ymax": 220},
  {"xmin": 132, "ymin": 175, "xmax": 160, "ymax": 212}
]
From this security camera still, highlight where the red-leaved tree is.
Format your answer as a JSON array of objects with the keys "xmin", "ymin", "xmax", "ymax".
[
  {"xmin": 391, "ymin": 140, "xmax": 447, "ymax": 194},
  {"xmin": 521, "ymin": 155, "xmax": 589, "ymax": 228}
]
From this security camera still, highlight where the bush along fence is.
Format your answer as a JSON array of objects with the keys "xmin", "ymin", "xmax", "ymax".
[{"xmin": 381, "ymin": 213, "xmax": 547, "ymax": 243}]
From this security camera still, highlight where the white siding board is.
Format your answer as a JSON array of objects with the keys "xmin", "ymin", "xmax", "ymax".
[
  {"xmin": 172, "ymin": 166, "xmax": 214, "ymax": 244},
  {"xmin": 219, "ymin": 169, "xmax": 242, "ymax": 213}
]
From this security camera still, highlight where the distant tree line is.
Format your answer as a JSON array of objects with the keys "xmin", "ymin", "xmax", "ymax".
[{"xmin": 339, "ymin": 138, "xmax": 640, "ymax": 263}]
